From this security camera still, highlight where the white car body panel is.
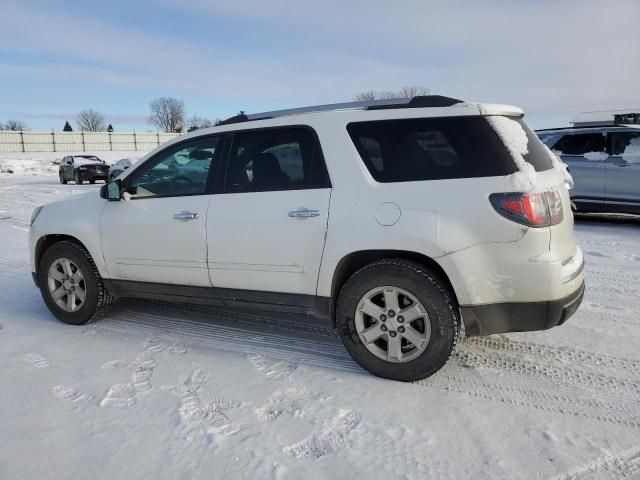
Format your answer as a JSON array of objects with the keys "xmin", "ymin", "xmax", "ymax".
[
  {"xmin": 100, "ymin": 195, "xmax": 211, "ymax": 286},
  {"xmin": 207, "ymin": 189, "xmax": 331, "ymax": 295},
  {"xmin": 30, "ymin": 193, "xmax": 109, "ymax": 277}
]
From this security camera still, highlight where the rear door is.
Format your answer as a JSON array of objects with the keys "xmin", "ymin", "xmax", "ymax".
[
  {"xmin": 206, "ymin": 126, "xmax": 331, "ymax": 299},
  {"xmin": 550, "ymin": 132, "xmax": 608, "ymax": 209},
  {"xmin": 605, "ymin": 130, "xmax": 640, "ymax": 210}
]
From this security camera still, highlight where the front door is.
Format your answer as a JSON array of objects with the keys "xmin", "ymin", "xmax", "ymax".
[
  {"xmin": 551, "ymin": 132, "xmax": 608, "ymax": 209},
  {"xmin": 100, "ymin": 136, "xmax": 222, "ymax": 286},
  {"xmin": 207, "ymin": 126, "xmax": 331, "ymax": 298}
]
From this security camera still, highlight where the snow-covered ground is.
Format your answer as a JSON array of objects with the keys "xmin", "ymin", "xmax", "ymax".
[{"xmin": 1, "ymin": 156, "xmax": 639, "ymax": 479}]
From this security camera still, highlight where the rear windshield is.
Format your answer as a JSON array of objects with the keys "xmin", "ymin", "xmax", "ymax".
[
  {"xmin": 516, "ymin": 119, "xmax": 554, "ymax": 171},
  {"xmin": 347, "ymin": 116, "xmax": 518, "ymax": 183}
]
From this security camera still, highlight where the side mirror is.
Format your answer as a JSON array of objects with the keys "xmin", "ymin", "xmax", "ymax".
[{"xmin": 101, "ymin": 179, "xmax": 122, "ymax": 201}]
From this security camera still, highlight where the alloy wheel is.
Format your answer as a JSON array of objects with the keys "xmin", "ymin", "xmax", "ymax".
[
  {"xmin": 47, "ymin": 258, "xmax": 86, "ymax": 312},
  {"xmin": 354, "ymin": 286, "xmax": 431, "ymax": 363}
]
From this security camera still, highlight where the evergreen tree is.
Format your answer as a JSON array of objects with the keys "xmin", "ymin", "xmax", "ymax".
[{"xmin": 63, "ymin": 121, "xmax": 73, "ymax": 132}]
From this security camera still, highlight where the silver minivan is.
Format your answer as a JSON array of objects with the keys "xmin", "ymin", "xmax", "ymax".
[{"xmin": 537, "ymin": 126, "xmax": 640, "ymax": 214}]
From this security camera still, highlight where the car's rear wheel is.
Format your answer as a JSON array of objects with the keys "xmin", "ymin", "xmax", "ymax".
[
  {"xmin": 38, "ymin": 241, "xmax": 113, "ymax": 325},
  {"xmin": 74, "ymin": 172, "xmax": 83, "ymax": 184},
  {"xmin": 336, "ymin": 259, "xmax": 459, "ymax": 381},
  {"xmin": 59, "ymin": 172, "xmax": 67, "ymax": 184}
]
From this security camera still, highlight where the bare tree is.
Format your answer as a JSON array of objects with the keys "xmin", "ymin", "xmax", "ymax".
[
  {"xmin": 187, "ymin": 115, "xmax": 213, "ymax": 132},
  {"xmin": 3, "ymin": 119, "xmax": 27, "ymax": 131},
  {"xmin": 148, "ymin": 97, "xmax": 185, "ymax": 133},
  {"xmin": 354, "ymin": 86, "xmax": 430, "ymax": 101},
  {"xmin": 354, "ymin": 91, "xmax": 378, "ymax": 102},
  {"xmin": 77, "ymin": 109, "xmax": 106, "ymax": 132}
]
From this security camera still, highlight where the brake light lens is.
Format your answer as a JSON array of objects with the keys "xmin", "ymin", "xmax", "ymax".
[
  {"xmin": 544, "ymin": 190, "xmax": 564, "ymax": 224},
  {"xmin": 490, "ymin": 191, "xmax": 564, "ymax": 227}
]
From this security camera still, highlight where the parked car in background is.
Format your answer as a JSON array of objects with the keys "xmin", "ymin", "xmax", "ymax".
[
  {"xmin": 32, "ymin": 96, "xmax": 584, "ymax": 381},
  {"xmin": 109, "ymin": 158, "xmax": 132, "ymax": 181},
  {"xmin": 537, "ymin": 125, "xmax": 640, "ymax": 214},
  {"xmin": 59, "ymin": 155, "xmax": 109, "ymax": 185}
]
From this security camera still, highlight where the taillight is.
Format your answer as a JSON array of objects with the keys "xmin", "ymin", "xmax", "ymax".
[
  {"xmin": 544, "ymin": 190, "xmax": 564, "ymax": 224},
  {"xmin": 489, "ymin": 191, "xmax": 564, "ymax": 227}
]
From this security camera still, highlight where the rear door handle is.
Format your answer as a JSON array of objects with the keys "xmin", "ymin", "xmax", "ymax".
[
  {"xmin": 288, "ymin": 208, "xmax": 320, "ymax": 218},
  {"xmin": 173, "ymin": 211, "xmax": 199, "ymax": 221}
]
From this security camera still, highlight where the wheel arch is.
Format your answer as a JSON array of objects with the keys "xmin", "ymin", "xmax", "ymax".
[
  {"xmin": 328, "ymin": 249, "xmax": 459, "ymax": 326},
  {"xmin": 35, "ymin": 234, "xmax": 97, "ymax": 276}
]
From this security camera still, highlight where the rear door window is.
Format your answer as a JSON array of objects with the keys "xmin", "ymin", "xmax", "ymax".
[
  {"xmin": 347, "ymin": 116, "xmax": 518, "ymax": 183},
  {"xmin": 225, "ymin": 127, "xmax": 330, "ymax": 193},
  {"xmin": 611, "ymin": 131, "xmax": 640, "ymax": 157},
  {"xmin": 552, "ymin": 133, "xmax": 607, "ymax": 156}
]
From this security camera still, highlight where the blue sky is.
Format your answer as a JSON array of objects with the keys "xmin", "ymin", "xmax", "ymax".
[{"xmin": 1, "ymin": 0, "xmax": 638, "ymax": 131}]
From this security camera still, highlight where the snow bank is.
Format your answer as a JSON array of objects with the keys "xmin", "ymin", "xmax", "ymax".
[
  {"xmin": 0, "ymin": 152, "xmax": 146, "ymax": 176},
  {"xmin": 486, "ymin": 116, "xmax": 537, "ymax": 191},
  {"xmin": 0, "ymin": 158, "xmax": 58, "ymax": 176}
]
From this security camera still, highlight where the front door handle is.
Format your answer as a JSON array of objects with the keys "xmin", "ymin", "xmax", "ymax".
[
  {"xmin": 288, "ymin": 208, "xmax": 320, "ymax": 218},
  {"xmin": 173, "ymin": 211, "xmax": 199, "ymax": 221}
]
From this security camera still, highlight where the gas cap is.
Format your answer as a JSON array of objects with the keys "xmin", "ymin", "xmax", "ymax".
[{"xmin": 375, "ymin": 202, "xmax": 401, "ymax": 226}]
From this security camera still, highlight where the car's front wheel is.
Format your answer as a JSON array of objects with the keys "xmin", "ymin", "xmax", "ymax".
[
  {"xmin": 74, "ymin": 172, "xmax": 83, "ymax": 184},
  {"xmin": 336, "ymin": 259, "xmax": 459, "ymax": 381},
  {"xmin": 38, "ymin": 241, "xmax": 113, "ymax": 325}
]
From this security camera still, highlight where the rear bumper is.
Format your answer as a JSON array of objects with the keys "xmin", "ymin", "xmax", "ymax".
[{"xmin": 461, "ymin": 280, "xmax": 585, "ymax": 336}]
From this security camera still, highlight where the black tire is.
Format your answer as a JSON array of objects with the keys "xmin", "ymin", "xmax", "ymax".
[
  {"xmin": 37, "ymin": 241, "xmax": 113, "ymax": 325},
  {"xmin": 336, "ymin": 259, "xmax": 459, "ymax": 382},
  {"xmin": 89, "ymin": 179, "xmax": 96, "ymax": 184},
  {"xmin": 74, "ymin": 172, "xmax": 83, "ymax": 184},
  {"xmin": 59, "ymin": 172, "xmax": 67, "ymax": 184}
]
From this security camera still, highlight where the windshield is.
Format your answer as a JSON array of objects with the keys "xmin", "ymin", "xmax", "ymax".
[{"xmin": 74, "ymin": 156, "xmax": 102, "ymax": 163}]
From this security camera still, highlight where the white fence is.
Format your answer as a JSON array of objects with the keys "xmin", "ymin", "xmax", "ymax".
[{"xmin": 0, "ymin": 131, "xmax": 181, "ymax": 153}]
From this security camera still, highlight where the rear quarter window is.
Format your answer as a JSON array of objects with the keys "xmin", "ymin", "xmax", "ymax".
[
  {"xmin": 347, "ymin": 116, "xmax": 519, "ymax": 183},
  {"xmin": 516, "ymin": 120, "xmax": 554, "ymax": 171}
]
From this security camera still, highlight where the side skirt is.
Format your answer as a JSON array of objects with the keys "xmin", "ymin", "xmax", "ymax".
[{"xmin": 103, "ymin": 279, "xmax": 333, "ymax": 328}]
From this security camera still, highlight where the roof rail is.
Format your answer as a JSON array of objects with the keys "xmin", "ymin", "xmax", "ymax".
[{"xmin": 218, "ymin": 95, "xmax": 464, "ymax": 125}]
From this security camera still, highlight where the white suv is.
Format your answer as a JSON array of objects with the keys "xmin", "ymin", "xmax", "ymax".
[{"xmin": 29, "ymin": 96, "xmax": 585, "ymax": 381}]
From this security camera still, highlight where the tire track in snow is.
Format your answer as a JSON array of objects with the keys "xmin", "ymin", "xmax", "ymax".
[
  {"xmin": 94, "ymin": 301, "xmax": 640, "ymax": 428},
  {"xmin": 100, "ymin": 303, "xmax": 358, "ymax": 373},
  {"xmin": 578, "ymin": 305, "xmax": 640, "ymax": 329},
  {"xmin": 464, "ymin": 336, "xmax": 640, "ymax": 375},
  {"xmin": 553, "ymin": 446, "xmax": 640, "ymax": 479},
  {"xmin": 424, "ymin": 373, "xmax": 640, "ymax": 428},
  {"xmin": 582, "ymin": 266, "xmax": 640, "ymax": 311}
]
